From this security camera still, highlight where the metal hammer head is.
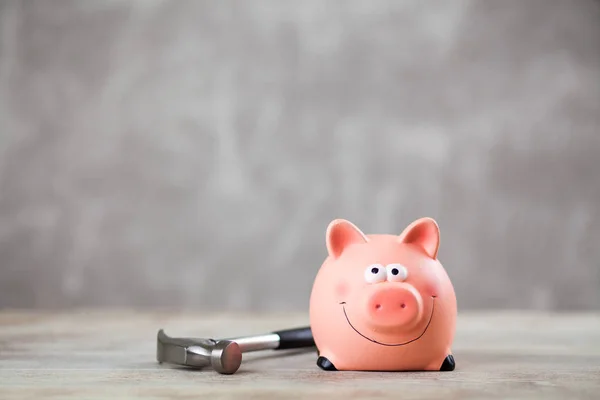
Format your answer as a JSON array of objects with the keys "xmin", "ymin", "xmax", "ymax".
[
  {"xmin": 157, "ymin": 329, "xmax": 242, "ymax": 374},
  {"xmin": 209, "ymin": 339, "xmax": 243, "ymax": 374}
]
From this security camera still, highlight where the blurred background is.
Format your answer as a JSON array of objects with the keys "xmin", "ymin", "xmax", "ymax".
[{"xmin": 0, "ymin": 0, "xmax": 598, "ymax": 312}]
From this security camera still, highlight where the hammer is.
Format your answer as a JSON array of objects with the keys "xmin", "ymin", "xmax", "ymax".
[{"xmin": 156, "ymin": 326, "xmax": 314, "ymax": 374}]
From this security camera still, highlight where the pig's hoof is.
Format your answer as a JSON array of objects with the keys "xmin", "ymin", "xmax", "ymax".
[
  {"xmin": 317, "ymin": 356, "xmax": 337, "ymax": 371},
  {"xmin": 440, "ymin": 355, "xmax": 455, "ymax": 371}
]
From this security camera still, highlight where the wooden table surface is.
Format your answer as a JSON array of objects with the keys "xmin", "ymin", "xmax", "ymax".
[{"xmin": 0, "ymin": 310, "xmax": 599, "ymax": 399}]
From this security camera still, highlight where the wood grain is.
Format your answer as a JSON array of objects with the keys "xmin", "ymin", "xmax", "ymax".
[{"xmin": 0, "ymin": 311, "xmax": 599, "ymax": 399}]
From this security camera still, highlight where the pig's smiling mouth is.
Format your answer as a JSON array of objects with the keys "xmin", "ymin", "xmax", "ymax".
[{"xmin": 339, "ymin": 296, "xmax": 436, "ymax": 346}]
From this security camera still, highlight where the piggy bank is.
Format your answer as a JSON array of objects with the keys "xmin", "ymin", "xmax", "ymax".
[{"xmin": 309, "ymin": 217, "xmax": 457, "ymax": 371}]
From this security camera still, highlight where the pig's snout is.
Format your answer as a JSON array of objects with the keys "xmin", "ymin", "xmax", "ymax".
[{"xmin": 366, "ymin": 285, "xmax": 423, "ymax": 329}]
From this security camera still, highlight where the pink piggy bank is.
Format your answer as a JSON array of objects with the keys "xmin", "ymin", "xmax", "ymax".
[{"xmin": 309, "ymin": 217, "xmax": 457, "ymax": 371}]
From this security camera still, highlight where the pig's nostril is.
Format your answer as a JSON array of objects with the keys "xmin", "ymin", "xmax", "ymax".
[
  {"xmin": 375, "ymin": 304, "xmax": 381, "ymax": 310},
  {"xmin": 401, "ymin": 303, "xmax": 406, "ymax": 309}
]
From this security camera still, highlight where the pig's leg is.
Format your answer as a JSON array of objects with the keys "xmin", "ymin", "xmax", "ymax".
[
  {"xmin": 439, "ymin": 354, "xmax": 455, "ymax": 371},
  {"xmin": 316, "ymin": 353, "xmax": 338, "ymax": 371},
  {"xmin": 425, "ymin": 353, "xmax": 455, "ymax": 371}
]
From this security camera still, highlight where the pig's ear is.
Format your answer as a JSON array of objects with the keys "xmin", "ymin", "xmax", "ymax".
[
  {"xmin": 326, "ymin": 219, "xmax": 368, "ymax": 259},
  {"xmin": 398, "ymin": 217, "xmax": 440, "ymax": 259}
]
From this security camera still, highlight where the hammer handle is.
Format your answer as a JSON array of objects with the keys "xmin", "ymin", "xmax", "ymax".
[{"xmin": 273, "ymin": 326, "xmax": 314, "ymax": 350}]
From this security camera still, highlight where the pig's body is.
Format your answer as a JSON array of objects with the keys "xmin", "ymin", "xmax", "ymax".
[{"xmin": 309, "ymin": 219, "xmax": 457, "ymax": 371}]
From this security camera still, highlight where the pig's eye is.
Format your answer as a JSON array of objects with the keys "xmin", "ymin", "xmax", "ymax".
[
  {"xmin": 364, "ymin": 264, "xmax": 387, "ymax": 283},
  {"xmin": 386, "ymin": 264, "xmax": 408, "ymax": 282}
]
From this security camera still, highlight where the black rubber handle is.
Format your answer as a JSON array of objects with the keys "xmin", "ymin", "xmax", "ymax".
[{"xmin": 273, "ymin": 326, "xmax": 315, "ymax": 350}]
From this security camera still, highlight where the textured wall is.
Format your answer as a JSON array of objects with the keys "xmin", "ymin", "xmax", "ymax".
[{"xmin": 0, "ymin": 0, "xmax": 599, "ymax": 311}]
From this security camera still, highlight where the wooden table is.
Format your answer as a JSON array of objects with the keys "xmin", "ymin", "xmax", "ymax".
[{"xmin": 0, "ymin": 310, "xmax": 598, "ymax": 399}]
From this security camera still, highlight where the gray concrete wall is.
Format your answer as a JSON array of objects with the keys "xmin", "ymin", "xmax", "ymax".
[{"xmin": 0, "ymin": 0, "xmax": 599, "ymax": 311}]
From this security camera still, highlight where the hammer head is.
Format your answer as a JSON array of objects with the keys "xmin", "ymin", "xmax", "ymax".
[
  {"xmin": 210, "ymin": 340, "xmax": 242, "ymax": 374},
  {"xmin": 157, "ymin": 329, "xmax": 242, "ymax": 374}
]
